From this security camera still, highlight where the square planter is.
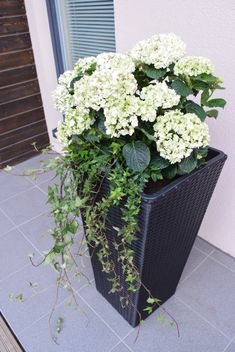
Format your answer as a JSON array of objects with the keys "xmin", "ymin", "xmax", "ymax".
[{"xmin": 85, "ymin": 147, "xmax": 227, "ymax": 327}]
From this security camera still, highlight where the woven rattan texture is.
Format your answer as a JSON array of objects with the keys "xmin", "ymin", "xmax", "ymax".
[{"xmin": 86, "ymin": 148, "xmax": 227, "ymax": 327}]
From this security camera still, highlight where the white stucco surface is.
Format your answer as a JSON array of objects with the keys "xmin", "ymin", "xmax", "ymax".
[
  {"xmin": 24, "ymin": 0, "xmax": 62, "ymax": 153},
  {"xmin": 114, "ymin": 0, "xmax": 235, "ymax": 256}
]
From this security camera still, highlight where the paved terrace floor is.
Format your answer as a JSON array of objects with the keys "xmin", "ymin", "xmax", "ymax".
[{"xmin": 0, "ymin": 154, "xmax": 235, "ymax": 352}]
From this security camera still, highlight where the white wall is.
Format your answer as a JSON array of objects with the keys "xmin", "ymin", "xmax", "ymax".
[
  {"xmin": 114, "ymin": 0, "xmax": 235, "ymax": 256},
  {"xmin": 24, "ymin": 0, "xmax": 62, "ymax": 153}
]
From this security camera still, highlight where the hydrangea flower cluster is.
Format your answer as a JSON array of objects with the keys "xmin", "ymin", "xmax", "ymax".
[
  {"xmin": 53, "ymin": 33, "xmax": 219, "ymax": 170},
  {"xmin": 74, "ymin": 70, "xmax": 137, "ymax": 110},
  {"xmin": 96, "ymin": 52, "xmax": 135, "ymax": 73},
  {"xmin": 57, "ymin": 107, "xmax": 94, "ymax": 144},
  {"xmin": 174, "ymin": 56, "xmax": 214, "ymax": 76},
  {"xmin": 73, "ymin": 70, "xmax": 139, "ymax": 137},
  {"xmin": 131, "ymin": 33, "xmax": 186, "ymax": 69},
  {"xmin": 139, "ymin": 82, "xmax": 180, "ymax": 122},
  {"xmin": 104, "ymin": 95, "xmax": 140, "ymax": 137},
  {"xmin": 54, "ymin": 53, "xmax": 139, "ymax": 139},
  {"xmin": 74, "ymin": 56, "xmax": 97, "ymax": 74},
  {"xmin": 153, "ymin": 110, "xmax": 210, "ymax": 164}
]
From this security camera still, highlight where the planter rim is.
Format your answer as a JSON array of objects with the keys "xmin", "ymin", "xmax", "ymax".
[{"xmin": 141, "ymin": 147, "xmax": 227, "ymax": 203}]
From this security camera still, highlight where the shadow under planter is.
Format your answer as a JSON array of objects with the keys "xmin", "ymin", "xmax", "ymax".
[{"xmin": 84, "ymin": 147, "xmax": 227, "ymax": 327}]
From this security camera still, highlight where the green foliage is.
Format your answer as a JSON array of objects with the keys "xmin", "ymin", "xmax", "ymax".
[
  {"xmin": 190, "ymin": 73, "xmax": 226, "ymax": 115},
  {"xmin": 123, "ymin": 141, "xmax": 150, "ymax": 172},
  {"xmin": 206, "ymin": 109, "xmax": 219, "ymax": 118},
  {"xmin": 157, "ymin": 314, "xmax": 167, "ymax": 327},
  {"xmin": 201, "ymin": 89, "xmax": 210, "ymax": 105},
  {"xmin": 69, "ymin": 74, "xmax": 83, "ymax": 91},
  {"xmin": 191, "ymin": 80, "xmax": 208, "ymax": 91},
  {"xmin": 178, "ymin": 153, "xmax": 197, "ymax": 174},
  {"xmin": 141, "ymin": 64, "xmax": 167, "ymax": 80},
  {"xmin": 204, "ymin": 98, "xmax": 226, "ymax": 108},
  {"xmin": 193, "ymin": 73, "xmax": 220, "ymax": 83},
  {"xmin": 56, "ymin": 317, "xmax": 63, "ymax": 333},
  {"xmin": 162, "ymin": 164, "xmax": 178, "ymax": 179},
  {"xmin": 185, "ymin": 100, "xmax": 206, "ymax": 121},
  {"xmin": 9, "ymin": 293, "xmax": 24, "ymax": 303},
  {"xmin": 150, "ymin": 154, "xmax": 170, "ymax": 170},
  {"xmin": 171, "ymin": 79, "xmax": 192, "ymax": 96}
]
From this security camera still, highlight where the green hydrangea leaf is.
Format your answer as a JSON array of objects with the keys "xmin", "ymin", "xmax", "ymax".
[
  {"xmin": 206, "ymin": 109, "xmax": 219, "ymax": 118},
  {"xmin": 162, "ymin": 164, "xmax": 177, "ymax": 179},
  {"xmin": 123, "ymin": 141, "xmax": 150, "ymax": 172},
  {"xmin": 201, "ymin": 89, "xmax": 210, "ymax": 105},
  {"xmin": 142, "ymin": 65, "xmax": 167, "ymax": 80},
  {"xmin": 204, "ymin": 98, "xmax": 226, "ymax": 109},
  {"xmin": 192, "ymin": 80, "xmax": 209, "ymax": 91},
  {"xmin": 171, "ymin": 79, "xmax": 192, "ymax": 97},
  {"xmin": 178, "ymin": 154, "xmax": 197, "ymax": 174},
  {"xmin": 185, "ymin": 100, "xmax": 206, "ymax": 121},
  {"xmin": 193, "ymin": 73, "xmax": 219, "ymax": 83},
  {"xmin": 150, "ymin": 154, "xmax": 170, "ymax": 170},
  {"xmin": 70, "ymin": 74, "xmax": 83, "ymax": 91}
]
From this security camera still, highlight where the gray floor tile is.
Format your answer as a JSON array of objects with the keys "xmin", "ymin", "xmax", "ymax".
[
  {"xmin": 20, "ymin": 212, "xmax": 93, "ymax": 291},
  {"xmin": 18, "ymin": 296, "xmax": 119, "ymax": 352},
  {"xmin": 111, "ymin": 342, "xmax": 132, "ymax": 352},
  {"xmin": 0, "ymin": 171, "xmax": 33, "ymax": 203},
  {"xmin": 211, "ymin": 249, "xmax": 235, "ymax": 272},
  {"xmin": 0, "ymin": 285, "xmax": 69, "ymax": 335},
  {"xmin": 0, "ymin": 209, "xmax": 15, "ymax": 236},
  {"xmin": 225, "ymin": 343, "xmax": 235, "ymax": 352},
  {"xmin": 0, "ymin": 229, "xmax": 37, "ymax": 281},
  {"xmin": 194, "ymin": 237, "xmax": 214, "ymax": 254},
  {"xmin": 19, "ymin": 212, "xmax": 55, "ymax": 254},
  {"xmin": 1, "ymin": 187, "xmax": 49, "ymax": 226},
  {"xmin": 78, "ymin": 283, "xmax": 133, "ymax": 339},
  {"xmin": 124, "ymin": 296, "xmax": 229, "ymax": 352},
  {"xmin": 180, "ymin": 247, "xmax": 206, "ymax": 283},
  {"xmin": 15, "ymin": 153, "xmax": 58, "ymax": 185},
  {"xmin": 176, "ymin": 257, "xmax": 235, "ymax": 338},
  {"xmin": 0, "ymin": 262, "xmax": 56, "ymax": 299}
]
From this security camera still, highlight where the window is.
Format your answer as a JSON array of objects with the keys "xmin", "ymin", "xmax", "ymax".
[{"xmin": 52, "ymin": 0, "xmax": 116, "ymax": 70}]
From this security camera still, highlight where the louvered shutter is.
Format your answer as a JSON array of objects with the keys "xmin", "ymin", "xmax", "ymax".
[{"xmin": 65, "ymin": 0, "xmax": 116, "ymax": 64}]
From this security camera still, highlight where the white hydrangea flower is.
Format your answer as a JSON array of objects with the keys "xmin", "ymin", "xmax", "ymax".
[
  {"xmin": 52, "ymin": 70, "xmax": 77, "ymax": 113},
  {"xmin": 52, "ymin": 84, "xmax": 74, "ymax": 113},
  {"xmin": 73, "ymin": 72, "xmax": 108, "ymax": 111},
  {"xmin": 74, "ymin": 56, "xmax": 97, "ymax": 74},
  {"xmin": 104, "ymin": 95, "xmax": 140, "ymax": 137},
  {"xmin": 56, "ymin": 120, "xmax": 69, "ymax": 145},
  {"xmin": 174, "ymin": 56, "xmax": 214, "ymax": 76},
  {"xmin": 139, "ymin": 82, "xmax": 180, "ymax": 122},
  {"xmin": 58, "ymin": 70, "xmax": 76, "ymax": 88},
  {"xmin": 96, "ymin": 52, "xmax": 135, "ymax": 73},
  {"xmin": 131, "ymin": 33, "xmax": 186, "ymax": 69},
  {"xmin": 138, "ymin": 101, "xmax": 156, "ymax": 123},
  {"xmin": 56, "ymin": 68, "xmax": 139, "ymax": 142},
  {"xmin": 73, "ymin": 70, "xmax": 138, "ymax": 111},
  {"xmin": 153, "ymin": 110, "xmax": 210, "ymax": 164},
  {"xmin": 56, "ymin": 107, "xmax": 94, "ymax": 144}
]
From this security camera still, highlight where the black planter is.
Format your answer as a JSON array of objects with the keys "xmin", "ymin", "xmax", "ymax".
[{"xmin": 85, "ymin": 147, "xmax": 227, "ymax": 327}]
